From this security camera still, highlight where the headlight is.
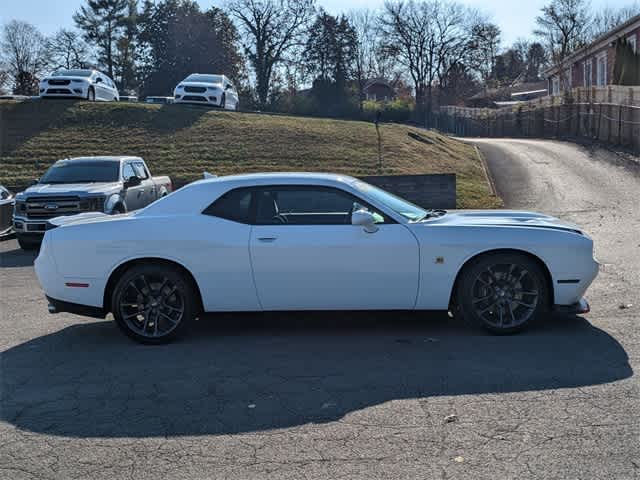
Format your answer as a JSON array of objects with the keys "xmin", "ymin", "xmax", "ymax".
[{"xmin": 177, "ymin": 84, "xmax": 184, "ymax": 89}]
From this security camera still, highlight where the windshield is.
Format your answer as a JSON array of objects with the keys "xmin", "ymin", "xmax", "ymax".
[
  {"xmin": 354, "ymin": 181, "xmax": 429, "ymax": 221},
  {"xmin": 52, "ymin": 70, "xmax": 92, "ymax": 77},
  {"xmin": 185, "ymin": 74, "xmax": 222, "ymax": 84},
  {"xmin": 40, "ymin": 160, "xmax": 120, "ymax": 184}
]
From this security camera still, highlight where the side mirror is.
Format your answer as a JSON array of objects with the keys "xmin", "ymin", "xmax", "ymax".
[
  {"xmin": 352, "ymin": 209, "xmax": 378, "ymax": 233},
  {"xmin": 95, "ymin": 77, "xmax": 103, "ymax": 83},
  {"xmin": 124, "ymin": 176, "xmax": 141, "ymax": 188}
]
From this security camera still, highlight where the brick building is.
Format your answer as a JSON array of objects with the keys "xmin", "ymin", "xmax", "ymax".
[{"xmin": 546, "ymin": 14, "xmax": 640, "ymax": 95}]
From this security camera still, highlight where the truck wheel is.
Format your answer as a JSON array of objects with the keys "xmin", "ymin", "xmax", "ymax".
[
  {"xmin": 111, "ymin": 204, "xmax": 126, "ymax": 215},
  {"xmin": 111, "ymin": 264, "xmax": 196, "ymax": 344},
  {"xmin": 17, "ymin": 235, "xmax": 40, "ymax": 251}
]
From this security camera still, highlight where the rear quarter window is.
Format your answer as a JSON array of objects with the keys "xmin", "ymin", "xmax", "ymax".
[{"xmin": 202, "ymin": 188, "xmax": 252, "ymax": 224}]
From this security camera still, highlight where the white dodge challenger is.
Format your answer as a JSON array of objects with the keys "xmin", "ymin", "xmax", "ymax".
[{"xmin": 35, "ymin": 173, "xmax": 599, "ymax": 344}]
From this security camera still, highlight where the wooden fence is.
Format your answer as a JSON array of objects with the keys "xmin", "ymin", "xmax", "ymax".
[{"xmin": 438, "ymin": 86, "xmax": 640, "ymax": 152}]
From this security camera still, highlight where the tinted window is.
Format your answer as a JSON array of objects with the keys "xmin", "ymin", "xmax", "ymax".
[
  {"xmin": 203, "ymin": 188, "xmax": 252, "ymax": 224},
  {"xmin": 123, "ymin": 163, "xmax": 136, "ymax": 180},
  {"xmin": 40, "ymin": 160, "xmax": 120, "ymax": 184},
  {"xmin": 52, "ymin": 69, "xmax": 92, "ymax": 77},
  {"xmin": 186, "ymin": 74, "xmax": 223, "ymax": 84},
  {"xmin": 254, "ymin": 186, "xmax": 386, "ymax": 225},
  {"xmin": 133, "ymin": 162, "xmax": 149, "ymax": 179}
]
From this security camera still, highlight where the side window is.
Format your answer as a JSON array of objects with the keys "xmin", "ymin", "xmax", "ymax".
[
  {"xmin": 123, "ymin": 163, "xmax": 136, "ymax": 180},
  {"xmin": 132, "ymin": 162, "xmax": 149, "ymax": 179},
  {"xmin": 203, "ymin": 188, "xmax": 252, "ymax": 224},
  {"xmin": 254, "ymin": 186, "xmax": 387, "ymax": 226}
]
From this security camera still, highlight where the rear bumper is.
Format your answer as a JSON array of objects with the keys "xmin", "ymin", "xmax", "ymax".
[
  {"xmin": 46, "ymin": 295, "xmax": 106, "ymax": 319},
  {"xmin": 553, "ymin": 297, "xmax": 590, "ymax": 315}
]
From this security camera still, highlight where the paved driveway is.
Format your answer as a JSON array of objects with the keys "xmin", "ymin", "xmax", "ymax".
[{"xmin": 1, "ymin": 139, "xmax": 638, "ymax": 479}]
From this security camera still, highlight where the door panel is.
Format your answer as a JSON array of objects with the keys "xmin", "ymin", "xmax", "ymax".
[{"xmin": 250, "ymin": 224, "xmax": 420, "ymax": 310}]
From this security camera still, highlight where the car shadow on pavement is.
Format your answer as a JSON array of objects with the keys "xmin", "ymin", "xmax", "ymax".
[
  {"xmin": 0, "ymin": 246, "xmax": 37, "ymax": 268},
  {"xmin": 0, "ymin": 312, "xmax": 631, "ymax": 438}
]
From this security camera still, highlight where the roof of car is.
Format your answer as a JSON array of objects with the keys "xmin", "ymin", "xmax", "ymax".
[
  {"xmin": 58, "ymin": 156, "xmax": 142, "ymax": 163},
  {"xmin": 197, "ymin": 172, "xmax": 359, "ymax": 186}
]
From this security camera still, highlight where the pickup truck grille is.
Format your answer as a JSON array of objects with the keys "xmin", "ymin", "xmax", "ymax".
[{"xmin": 22, "ymin": 196, "xmax": 105, "ymax": 219}]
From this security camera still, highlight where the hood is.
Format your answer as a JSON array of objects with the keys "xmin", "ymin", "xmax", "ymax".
[
  {"xmin": 42, "ymin": 76, "xmax": 89, "ymax": 83},
  {"xmin": 19, "ymin": 182, "xmax": 121, "ymax": 197},
  {"xmin": 425, "ymin": 210, "xmax": 583, "ymax": 234}
]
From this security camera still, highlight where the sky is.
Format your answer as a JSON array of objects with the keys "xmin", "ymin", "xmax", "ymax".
[{"xmin": 0, "ymin": 0, "xmax": 635, "ymax": 47}]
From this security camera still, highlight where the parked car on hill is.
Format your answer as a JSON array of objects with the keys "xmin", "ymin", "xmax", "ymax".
[
  {"xmin": 0, "ymin": 185, "xmax": 15, "ymax": 238},
  {"xmin": 34, "ymin": 172, "xmax": 598, "ymax": 344},
  {"xmin": 13, "ymin": 156, "xmax": 171, "ymax": 250},
  {"xmin": 39, "ymin": 69, "xmax": 119, "ymax": 102},
  {"xmin": 173, "ymin": 74, "xmax": 239, "ymax": 110}
]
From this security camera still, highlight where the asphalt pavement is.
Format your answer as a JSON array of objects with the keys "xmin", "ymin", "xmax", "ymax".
[{"xmin": 1, "ymin": 138, "xmax": 638, "ymax": 479}]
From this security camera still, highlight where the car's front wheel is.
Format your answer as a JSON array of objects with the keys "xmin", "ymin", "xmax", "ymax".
[
  {"xmin": 111, "ymin": 264, "xmax": 197, "ymax": 344},
  {"xmin": 457, "ymin": 253, "xmax": 550, "ymax": 334},
  {"xmin": 87, "ymin": 87, "xmax": 95, "ymax": 102},
  {"xmin": 220, "ymin": 93, "xmax": 226, "ymax": 109}
]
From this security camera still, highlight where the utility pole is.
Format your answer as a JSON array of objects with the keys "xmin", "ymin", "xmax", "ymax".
[{"xmin": 375, "ymin": 110, "xmax": 382, "ymax": 173}]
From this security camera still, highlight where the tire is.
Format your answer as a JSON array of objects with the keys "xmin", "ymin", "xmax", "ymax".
[
  {"xmin": 111, "ymin": 264, "xmax": 197, "ymax": 344},
  {"xmin": 87, "ymin": 88, "xmax": 95, "ymax": 102},
  {"xmin": 111, "ymin": 203, "xmax": 126, "ymax": 215},
  {"xmin": 456, "ymin": 253, "xmax": 550, "ymax": 334},
  {"xmin": 220, "ymin": 93, "xmax": 226, "ymax": 109},
  {"xmin": 17, "ymin": 235, "xmax": 40, "ymax": 251}
]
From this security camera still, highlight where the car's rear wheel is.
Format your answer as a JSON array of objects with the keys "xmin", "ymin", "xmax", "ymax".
[
  {"xmin": 111, "ymin": 264, "xmax": 196, "ymax": 344},
  {"xmin": 457, "ymin": 253, "xmax": 549, "ymax": 334}
]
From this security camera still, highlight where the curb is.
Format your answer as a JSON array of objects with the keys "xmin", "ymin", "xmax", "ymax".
[{"xmin": 474, "ymin": 144, "xmax": 498, "ymax": 197}]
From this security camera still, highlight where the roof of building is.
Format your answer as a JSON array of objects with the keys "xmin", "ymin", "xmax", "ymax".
[{"xmin": 545, "ymin": 14, "xmax": 640, "ymax": 76}]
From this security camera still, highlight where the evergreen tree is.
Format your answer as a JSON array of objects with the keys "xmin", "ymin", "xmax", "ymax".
[{"xmin": 74, "ymin": 0, "xmax": 130, "ymax": 78}]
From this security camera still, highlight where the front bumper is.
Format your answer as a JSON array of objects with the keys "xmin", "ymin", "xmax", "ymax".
[
  {"xmin": 13, "ymin": 216, "xmax": 55, "ymax": 235},
  {"xmin": 39, "ymin": 84, "xmax": 87, "ymax": 98},
  {"xmin": 174, "ymin": 93, "xmax": 222, "ymax": 106},
  {"xmin": 554, "ymin": 297, "xmax": 590, "ymax": 315}
]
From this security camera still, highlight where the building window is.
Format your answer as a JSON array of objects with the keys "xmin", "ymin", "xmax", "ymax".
[
  {"xmin": 552, "ymin": 76, "xmax": 561, "ymax": 95},
  {"xmin": 584, "ymin": 59, "xmax": 593, "ymax": 87},
  {"xmin": 628, "ymin": 35, "xmax": 637, "ymax": 53},
  {"xmin": 596, "ymin": 53, "xmax": 607, "ymax": 86}
]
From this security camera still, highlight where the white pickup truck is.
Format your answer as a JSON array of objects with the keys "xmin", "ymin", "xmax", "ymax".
[{"xmin": 13, "ymin": 156, "xmax": 171, "ymax": 250}]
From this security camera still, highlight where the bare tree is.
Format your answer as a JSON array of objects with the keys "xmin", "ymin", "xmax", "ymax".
[
  {"xmin": 0, "ymin": 20, "xmax": 50, "ymax": 95},
  {"xmin": 589, "ymin": 2, "xmax": 639, "ymax": 40},
  {"xmin": 227, "ymin": 0, "xmax": 315, "ymax": 109},
  {"xmin": 534, "ymin": 0, "xmax": 591, "ymax": 90},
  {"xmin": 380, "ymin": 0, "xmax": 475, "ymax": 126},
  {"xmin": 348, "ymin": 9, "xmax": 379, "ymax": 111},
  {"xmin": 47, "ymin": 29, "xmax": 91, "ymax": 70},
  {"xmin": 379, "ymin": 1, "xmax": 435, "ymax": 121}
]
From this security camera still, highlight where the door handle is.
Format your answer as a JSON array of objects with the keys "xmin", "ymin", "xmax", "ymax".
[{"xmin": 257, "ymin": 237, "xmax": 277, "ymax": 242}]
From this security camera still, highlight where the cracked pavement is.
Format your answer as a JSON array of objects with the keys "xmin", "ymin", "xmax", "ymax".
[{"xmin": 1, "ymin": 138, "xmax": 639, "ymax": 479}]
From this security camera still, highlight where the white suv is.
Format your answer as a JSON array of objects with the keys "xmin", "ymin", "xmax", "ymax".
[
  {"xmin": 39, "ymin": 69, "xmax": 119, "ymax": 102},
  {"xmin": 173, "ymin": 74, "xmax": 239, "ymax": 110}
]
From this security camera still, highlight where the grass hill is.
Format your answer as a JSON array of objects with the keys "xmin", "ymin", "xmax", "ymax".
[{"xmin": 0, "ymin": 100, "xmax": 499, "ymax": 208}]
